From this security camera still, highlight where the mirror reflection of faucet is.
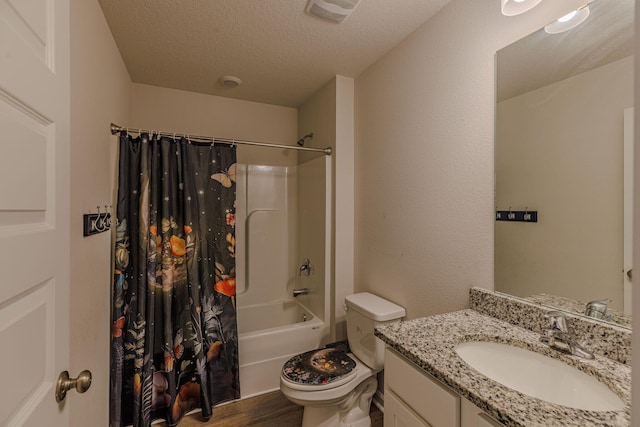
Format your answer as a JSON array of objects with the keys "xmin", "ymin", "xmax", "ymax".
[
  {"xmin": 299, "ymin": 258, "xmax": 312, "ymax": 276},
  {"xmin": 585, "ymin": 299, "xmax": 612, "ymax": 321}
]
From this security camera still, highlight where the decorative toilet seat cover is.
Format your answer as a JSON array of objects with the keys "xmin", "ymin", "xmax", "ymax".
[{"xmin": 282, "ymin": 348, "xmax": 356, "ymax": 386}]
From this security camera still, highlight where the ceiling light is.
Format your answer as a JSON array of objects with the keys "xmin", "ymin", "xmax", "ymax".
[
  {"xmin": 558, "ymin": 10, "xmax": 578, "ymax": 22},
  {"xmin": 305, "ymin": 0, "xmax": 361, "ymax": 23},
  {"xmin": 219, "ymin": 75, "xmax": 242, "ymax": 88},
  {"xmin": 501, "ymin": 0, "xmax": 542, "ymax": 16},
  {"xmin": 544, "ymin": 5, "xmax": 590, "ymax": 34}
]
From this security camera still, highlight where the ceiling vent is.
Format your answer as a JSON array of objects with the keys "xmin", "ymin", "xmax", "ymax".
[
  {"xmin": 305, "ymin": 0, "xmax": 361, "ymax": 23},
  {"xmin": 218, "ymin": 75, "xmax": 242, "ymax": 88}
]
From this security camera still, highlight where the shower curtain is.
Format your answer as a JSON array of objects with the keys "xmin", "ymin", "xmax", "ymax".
[{"xmin": 110, "ymin": 133, "xmax": 239, "ymax": 427}]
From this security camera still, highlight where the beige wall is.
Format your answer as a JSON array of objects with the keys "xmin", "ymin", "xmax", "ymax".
[
  {"xmin": 69, "ymin": 0, "xmax": 132, "ymax": 424},
  {"xmin": 294, "ymin": 156, "xmax": 329, "ymax": 332},
  {"xmin": 298, "ymin": 78, "xmax": 337, "ymax": 339},
  {"xmin": 298, "ymin": 76, "xmax": 355, "ymax": 341},
  {"xmin": 496, "ymin": 56, "xmax": 633, "ymax": 309},
  {"xmin": 130, "ymin": 83, "xmax": 298, "ymax": 167},
  {"xmin": 334, "ymin": 76, "xmax": 355, "ymax": 339},
  {"xmin": 354, "ymin": 0, "xmax": 587, "ymax": 319}
]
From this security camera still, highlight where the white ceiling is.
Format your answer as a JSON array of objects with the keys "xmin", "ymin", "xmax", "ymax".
[{"xmin": 98, "ymin": 0, "xmax": 451, "ymax": 107}]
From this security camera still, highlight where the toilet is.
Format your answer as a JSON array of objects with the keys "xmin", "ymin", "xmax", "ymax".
[{"xmin": 280, "ymin": 292, "xmax": 405, "ymax": 427}]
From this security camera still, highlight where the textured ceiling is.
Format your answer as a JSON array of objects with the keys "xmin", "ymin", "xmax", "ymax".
[
  {"xmin": 98, "ymin": 0, "xmax": 451, "ymax": 107},
  {"xmin": 497, "ymin": 0, "xmax": 634, "ymax": 102}
]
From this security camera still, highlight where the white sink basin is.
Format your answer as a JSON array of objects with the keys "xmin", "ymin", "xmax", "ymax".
[{"xmin": 454, "ymin": 341, "xmax": 624, "ymax": 411}]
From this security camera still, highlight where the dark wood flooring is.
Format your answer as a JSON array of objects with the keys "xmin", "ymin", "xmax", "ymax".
[{"xmin": 160, "ymin": 390, "xmax": 383, "ymax": 427}]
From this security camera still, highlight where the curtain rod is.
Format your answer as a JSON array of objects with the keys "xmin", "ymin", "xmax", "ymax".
[{"xmin": 110, "ymin": 123, "xmax": 332, "ymax": 156}]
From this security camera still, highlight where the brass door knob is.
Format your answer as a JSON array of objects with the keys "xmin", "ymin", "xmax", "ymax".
[{"xmin": 55, "ymin": 370, "xmax": 92, "ymax": 402}]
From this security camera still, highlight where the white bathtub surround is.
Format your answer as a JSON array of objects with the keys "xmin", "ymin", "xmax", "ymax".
[
  {"xmin": 375, "ymin": 310, "xmax": 630, "ymax": 426},
  {"xmin": 234, "ymin": 155, "xmax": 332, "ymax": 398},
  {"xmin": 235, "ymin": 164, "xmax": 296, "ymax": 306}
]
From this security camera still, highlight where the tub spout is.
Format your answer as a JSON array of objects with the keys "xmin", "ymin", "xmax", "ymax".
[{"xmin": 293, "ymin": 288, "xmax": 312, "ymax": 297}]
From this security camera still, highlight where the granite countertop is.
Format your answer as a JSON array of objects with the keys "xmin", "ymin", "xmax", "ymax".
[{"xmin": 375, "ymin": 310, "xmax": 631, "ymax": 427}]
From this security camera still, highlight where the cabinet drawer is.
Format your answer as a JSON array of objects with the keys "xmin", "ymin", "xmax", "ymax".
[{"xmin": 385, "ymin": 348, "xmax": 460, "ymax": 427}]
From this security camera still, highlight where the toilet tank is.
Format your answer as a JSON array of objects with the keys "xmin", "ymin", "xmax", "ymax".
[{"xmin": 345, "ymin": 292, "xmax": 405, "ymax": 371}]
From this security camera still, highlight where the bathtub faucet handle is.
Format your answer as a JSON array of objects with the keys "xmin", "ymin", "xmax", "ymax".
[{"xmin": 299, "ymin": 258, "xmax": 312, "ymax": 276}]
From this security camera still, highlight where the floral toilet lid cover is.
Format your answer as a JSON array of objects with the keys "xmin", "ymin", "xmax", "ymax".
[{"xmin": 282, "ymin": 348, "xmax": 356, "ymax": 385}]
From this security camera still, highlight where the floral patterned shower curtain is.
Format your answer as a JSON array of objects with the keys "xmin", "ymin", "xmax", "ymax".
[{"xmin": 110, "ymin": 133, "xmax": 239, "ymax": 427}]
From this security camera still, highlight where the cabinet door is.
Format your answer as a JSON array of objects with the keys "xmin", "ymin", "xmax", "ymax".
[
  {"xmin": 385, "ymin": 388, "xmax": 432, "ymax": 427},
  {"xmin": 385, "ymin": 348, "xmax": 460, "ymax": 426}
]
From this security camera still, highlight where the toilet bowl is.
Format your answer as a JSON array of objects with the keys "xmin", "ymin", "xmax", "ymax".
[
  {"xmin": 280, "ymin": 293, "xmax": 405, "ymax": 427},
  {"xmin": 280, "ymin": 351, "xmax": 377, "ymax": 427}
]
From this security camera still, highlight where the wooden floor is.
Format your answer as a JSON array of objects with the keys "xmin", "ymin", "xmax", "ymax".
[{"xmin": 163, "ymin": 390, "xmax": 383, "ymax": 427}]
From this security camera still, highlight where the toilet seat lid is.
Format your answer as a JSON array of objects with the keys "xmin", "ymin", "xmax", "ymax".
[{"xmin": 282, "ymin": 348, "xmax": 357, "ymax": 387}]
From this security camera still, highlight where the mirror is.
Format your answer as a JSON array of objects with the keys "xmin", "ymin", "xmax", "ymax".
[{"xmin": 495, "ymin": 0, "xmax": 634, "ymax": 328}]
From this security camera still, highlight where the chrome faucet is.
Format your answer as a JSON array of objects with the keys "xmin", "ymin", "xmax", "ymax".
[
  {"xmin": 540, "ymin": 311, "xmax": 594, "ymax": 359},
  {"xmin": 299, "ymin": 258, "xmax": 312, "ymax": 276},
  {"xmin": 585, "ymin": 299, "xmax": 612, "ymax": 320},
  {"xmin": 293, "ymin": 288, "xmax": 312, "ymax": 297}
]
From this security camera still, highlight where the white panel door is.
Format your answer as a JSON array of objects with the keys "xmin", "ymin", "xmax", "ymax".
[{"xmin": 0, "ymin": 0, "xmax": 71, "ymax": 425}]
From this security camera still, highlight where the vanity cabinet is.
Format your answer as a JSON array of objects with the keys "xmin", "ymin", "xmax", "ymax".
[{"xmin": 384, "ymin": 348, "xmax": 504, "ymax": 427}]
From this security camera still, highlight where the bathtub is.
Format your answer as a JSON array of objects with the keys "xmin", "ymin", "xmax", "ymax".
[{"xmin": 237, "ymin": 299, "xmax": 324, "ymax": 397}]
